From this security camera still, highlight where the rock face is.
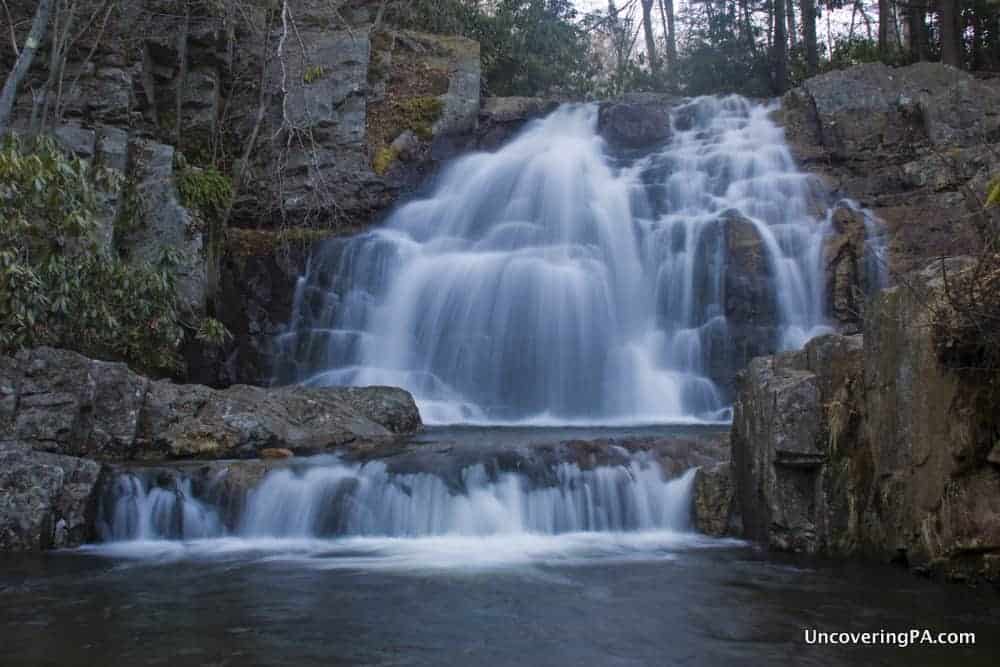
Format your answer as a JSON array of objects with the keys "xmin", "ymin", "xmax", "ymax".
[
  {"xmin": 731, "ymin": 265, "xmax": 1000, "ymax": 582},
  {"xmin": 1, "ymin": 347, "xmax": 421, "ymax": 462},
  {"xmin": 779, "ymin": 62, "xmax": 1000, "ymax": 304},
  {"xmin": 0, "ymin": 442, "xmax": 102, "ymax": 550}
]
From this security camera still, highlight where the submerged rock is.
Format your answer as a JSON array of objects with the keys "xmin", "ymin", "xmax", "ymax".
[{"xmin": 0, "ymin": 347, "xmax": 422, "ymax": 462}]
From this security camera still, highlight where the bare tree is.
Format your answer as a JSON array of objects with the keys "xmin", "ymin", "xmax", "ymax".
[
  {"xmin": 640, "ymin": 0, "xmax": 659, "ymax": 74},
  {"xmin": 658, "ymin": 0, "xmax": 676, "ymax": 67},
  {"xmin": 0, "ymin": 0, "xmax": 52, "ymax": 136}
]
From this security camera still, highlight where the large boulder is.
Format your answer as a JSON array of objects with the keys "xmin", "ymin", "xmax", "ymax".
[
  {"xmin": 0, "ymin": 442, "xmax": 102, "ymax": 551},
  {"xmin": 1, "ymin": 347, "xmax": 422, "ymax": 462}
]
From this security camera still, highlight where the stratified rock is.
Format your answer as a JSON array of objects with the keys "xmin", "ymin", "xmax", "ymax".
[
  {"xmin": 1, "ymin": 347, "xmax": 422, "ymax": 462},
  {"xmin": 0, "ymin": 442, "xmax": 103, "ymax": 551},
  {"xmin": 598, "ymin": 94, "xmax": 674, "ymax": 148}
]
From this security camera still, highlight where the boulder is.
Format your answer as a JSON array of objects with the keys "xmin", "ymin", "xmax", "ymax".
[
  {"xmin": 1, "ymin": 347, "xmax": 422, "ymax": 462},
  {"xmin": 598, "ymin": 94, "xmax": 674, "ymax": 148},
  {"xmin": 0, "ymin": 442, "xmax": 103, "ymax": 551}
]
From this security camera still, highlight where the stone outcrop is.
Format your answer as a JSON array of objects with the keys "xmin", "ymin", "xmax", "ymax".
[
  {"xmin": 779, "ymin": 62, "xmax": 1000, "ymax": 306},
  {"xmin": 0, "ymin": 441, "xmax": 102, "ymax": 551},
  {"xmin": 1, "ymin": 347, "xmax": 421, "ymax": 462},
  {"xmin": 731, "ymin": 264, "xmax": 1000, "ymax": 583}
]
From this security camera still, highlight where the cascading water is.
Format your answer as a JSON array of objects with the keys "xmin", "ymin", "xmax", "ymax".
[
  {"xmin": 96, "ymin": 458, "xmax": 695, "ymax": 541},
  {"xmin": 276, "ymin": 96, "xmax": 835, "ymax": 424},
  {"xmin": 90, "ymin": 455, "xmax": 712, "ymax": 567}
]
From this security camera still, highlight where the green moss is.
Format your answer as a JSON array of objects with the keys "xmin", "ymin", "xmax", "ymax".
[
  {"xmin": 303, "ymin": 65, "xmax": 327, "ymax": 84},
  {"xmin": 393, "ymin": 96, "xmax": 444, "ymax": 140},
  {"xmin": 177, "ymin": 166, "xmax": 232, "ymax": 221},
  {"xmin": 372, "ymin": 146, "xmax": 399, "ymax": 176}
]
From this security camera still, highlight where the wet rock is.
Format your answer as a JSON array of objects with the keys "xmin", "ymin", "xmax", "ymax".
[
  {"xmin": 477, "ymin": 97, "xmax": 559, "ymax": 149},
  {"xmin": 693, "ymin": 462, "xmax": 736, "ymax": 537},
  {"xmin": 1, "ymin": 347, "xmax": 422, "ymax": 462},
  {"xmin": 260, "ymin": 448, "xmax": 294, "ymax": 459},
  {"xmin": 598, "ymin": 94, "xmax": 673, "ymax": 148},
  {"xmin": 0, "ymin": 441, "xmax": 103, "ymax": 551}
]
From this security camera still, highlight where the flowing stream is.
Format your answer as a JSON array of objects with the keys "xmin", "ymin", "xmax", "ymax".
[{"xmin": 275, "ymin": 97, "xmax": 836, "ymax": 425}]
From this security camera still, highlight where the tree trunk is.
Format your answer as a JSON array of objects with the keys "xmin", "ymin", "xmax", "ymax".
[
  {"xmin": 641, "ymin": 0, "xmax": 659, "ymax": 74},
  {"xmin": 659, "ymin": 0, "xmax": 677, "ymax": 66},
  {"xmin": 0, "ymin": 0, "xmax": 53, "ymax": 136},
  {"xmin": 774, "ymin": 0, "xmax": 788, "ymax": 92},
  {"xmin": 787, "ymin": 0, "xmax": 798, "ymax": 47},
  {"xmin": 906, "ymin": 0, "xmax": 929, "ymax": 61},
  {"xmin": 801, "ymin": 0, "xmax": 818, "ymax": 74},
  {"xmin": 878, "ymin": 0, "xmax": 891, "ymax": 56},
  {"xmin": 940, "ymin": 0, "xmax": 963, "ymax": 67}
]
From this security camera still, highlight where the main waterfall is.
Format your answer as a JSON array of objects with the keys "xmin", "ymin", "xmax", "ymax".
[{"xmin": 276, "ymin": 96, "xmax": 832, "ymax": 424}]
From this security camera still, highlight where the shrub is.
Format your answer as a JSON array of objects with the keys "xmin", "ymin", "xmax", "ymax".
[{"xmin": 0, "ymin": 135, "xmax": 217, "ymax": 375}]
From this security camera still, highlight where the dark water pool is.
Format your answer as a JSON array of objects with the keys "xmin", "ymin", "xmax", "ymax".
[{"xmin": 1, "ymin": 544, "xmax": 997, "ymax": 666}]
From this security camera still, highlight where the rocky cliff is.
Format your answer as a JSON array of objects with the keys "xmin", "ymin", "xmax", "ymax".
[
  {"xmin": 1, "ymin": 0, "xmax": 557, "ymax": 386},
  {"xmin": 729, "ymin": 262, "xmax": 1000, "ymax": 584},
  {"xmin": 779, "ymin": 62, "xmax": 1000, "ymax": 331}
]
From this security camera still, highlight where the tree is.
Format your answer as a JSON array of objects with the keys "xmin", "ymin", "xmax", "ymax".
[
  {"xmin": 787, "ymin": 0, "xmax": 798, "ymax": 47},
  {"xmin": 801, "ymin": 0, "xmax": 819, "ymax": 73},
  {"xmin": 774, "ymin": 0, "xmax": 789, "ymax": 91},
  {"xmin": 905, "ymin": 0, "xmax": 930, "ymax": 61},
  {"xmin": 0, "ymin": 0, "xmax": 52, "ymax": 136},
  {"xmin": 939, "ymin": 0, "xmax": 964, "ymax": 67},
  {"xmin": 659, "ymin": 0, "xmax": 677, "ymax": 67},
  {"xmin": 878, "ymin": 0, "xmax": 892, "ymax": 55},
  {"xmin": 641, "ymin": 0, "xmax": 660, "ymax": 74}
]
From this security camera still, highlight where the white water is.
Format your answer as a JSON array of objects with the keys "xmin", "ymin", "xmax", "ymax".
[
  {"xmin": 89, "ymin": 457, "xmax": 725, "ymax": 568},
  {"xmin": 276, "ymin": 96, "xmax": 834, "ymax": 424}
]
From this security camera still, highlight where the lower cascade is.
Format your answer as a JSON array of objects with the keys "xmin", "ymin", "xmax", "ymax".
[
  {"xmin": 275, "ymin": 96, "xmax": 845, "ymax": 425},
  {"xmin": 95, "ymin": 457, "xmax": 696, "ymax": 543}
]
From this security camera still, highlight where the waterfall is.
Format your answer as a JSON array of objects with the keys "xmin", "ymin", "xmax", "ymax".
[
  {"xmin": 95, "ymin": 457, "xmax": 696, "ymax": 542},
  {"xmin": 275, "ymin": 96, "xmax": 836, "ymax": 425}
]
